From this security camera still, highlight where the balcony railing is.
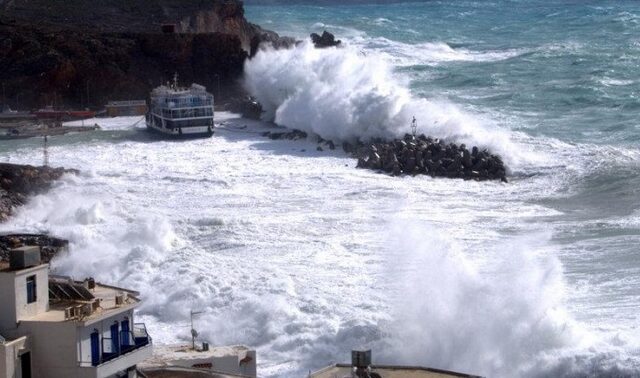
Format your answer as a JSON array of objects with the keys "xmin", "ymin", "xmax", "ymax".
[{"xmin": 80, "ymin": 323, "xmax": 151, "ymax": 367}]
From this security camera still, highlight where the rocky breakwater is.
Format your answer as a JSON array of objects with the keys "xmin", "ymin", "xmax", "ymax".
[
  {"xmin": 0, "ymin": 163, "xmax": 78, "ymax": 221},
  {"xmin": 349, "ymin": 134, "xmax": 508, "ymax": 182},
  {"xmin": 260, "ymin": 127, "xmax": 507, "ymax": 182}
]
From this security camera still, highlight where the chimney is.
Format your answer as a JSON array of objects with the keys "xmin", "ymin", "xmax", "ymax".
[{"xmin": 9, "ymin": 246, "xmax": 41, "ymax": 270}]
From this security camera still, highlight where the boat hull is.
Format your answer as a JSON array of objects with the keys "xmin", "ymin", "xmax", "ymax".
[{"xmin": 145, "ymin": 122, "xmax": 213, "ymax": 139}]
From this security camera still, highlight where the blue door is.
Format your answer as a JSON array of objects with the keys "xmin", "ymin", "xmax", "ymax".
[
  {"xmin": 110, "ymin": 323, "xmax": 120, "ymax": 355},
  {"xmin": 90, "ymin": 331, "xmax": 100, "ymax": 366},
  {"xmin": 121, "ymin": 320, "xmax": 131, "ymax": 348}
]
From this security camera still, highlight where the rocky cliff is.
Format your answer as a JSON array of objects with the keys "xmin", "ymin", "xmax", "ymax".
[
  {"xmin": 1, "ymin": 0, "xmax": 281, "ymax": 50},
  {"xmin": 0, "ymin": 0, "xmax": 291, "ymax": 109}
]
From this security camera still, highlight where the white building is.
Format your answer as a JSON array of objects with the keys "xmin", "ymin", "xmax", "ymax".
[
  {"xmin": 140, "ymin": 344, "xmax": 257, "ymax": 377},
  {"xmin": 0, "ymin": 246, "xmax": 152, "ymax": 378}
]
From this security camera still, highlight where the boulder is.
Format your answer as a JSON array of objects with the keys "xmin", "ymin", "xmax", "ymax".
[{"xmin": 310, "ymin": 31, "xmax": 342, "ymax": 48}]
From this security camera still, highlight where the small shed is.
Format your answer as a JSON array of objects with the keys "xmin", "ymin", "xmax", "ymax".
[{"xmin": 105, "ymin": 100, "xmax": 148, "ymax": 117}]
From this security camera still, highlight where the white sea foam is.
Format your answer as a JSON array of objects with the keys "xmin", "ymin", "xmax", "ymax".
[
  {"xmin": 353, "ymin": 37, "xmax": 525, "ymax": 66},
  {"xmin": 381, "ymin": 222, "xmax": 584, "ymax": 377},
  {"xmin": 64, "ymin": 116, "xmax": 145, "ymax": 130}
]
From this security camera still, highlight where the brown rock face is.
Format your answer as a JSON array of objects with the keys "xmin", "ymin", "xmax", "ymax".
[
  {"xmin": 0, "ymin": 0, "xmax": 293, "ymax": 109},
  {"xmin": 1, "ymin": 0, "xmax": 285, "ymax": 51},
  {"xmin": 0, "ymin": 21, "xmax": 248, "ymax": 109}
]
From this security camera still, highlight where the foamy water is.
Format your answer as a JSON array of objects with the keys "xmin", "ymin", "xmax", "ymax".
[{"xmin": 0, "ymin": 110, "xmax": 638, "ymax": 377}]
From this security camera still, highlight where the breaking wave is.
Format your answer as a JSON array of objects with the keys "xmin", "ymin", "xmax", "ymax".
[
  {"xmin": 379, "ymin": 221, "xmax": 640, "ymax": 378},
  {"xmin": 244, "ymin": 41, "xmax": 531, "ymax": 168}
]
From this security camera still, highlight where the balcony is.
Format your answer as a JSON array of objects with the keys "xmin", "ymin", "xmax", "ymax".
[
  {"xmin": 78, "ymin": 323, "xmax": 152, "ymax": 378},
  {"xmin": 101, "ymin": 323, "xmax": 151, "ymax": 364}
]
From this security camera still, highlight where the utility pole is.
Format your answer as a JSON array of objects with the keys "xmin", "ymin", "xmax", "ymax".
[{"xmin": 86, "ymin": 80, "xmax": 91, "ymax": 108}]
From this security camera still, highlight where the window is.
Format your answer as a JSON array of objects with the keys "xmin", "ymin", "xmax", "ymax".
[{"xmin": 26, "ymin": 275, "xmax": 37, "ymax": 303}]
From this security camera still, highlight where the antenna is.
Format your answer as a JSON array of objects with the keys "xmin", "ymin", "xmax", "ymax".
[
  {"xmin": 173, "ymin": 73, "xmax": 179, "ymax": 90},
  {"xmin": 190, "ymin": 309, "xmax": 204, "ymax": 350},
  {"xmin": 411, "ymin": 116, "xmax": 417, "ymax": 137}
]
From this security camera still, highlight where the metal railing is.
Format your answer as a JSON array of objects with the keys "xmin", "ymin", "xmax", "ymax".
[{"xmin": 79, "ymin": 323, "xmax": 151, "ymax": 367}]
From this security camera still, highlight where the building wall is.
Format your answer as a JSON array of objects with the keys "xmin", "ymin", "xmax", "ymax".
[
  {"xmin": 0, "ymin": 273, "xmax": 18, "ymax": 332},
  {"xmin": 18, "ymin": 321, "xmax": 77, "ymax": 378},
  {"xmin": 14, "ymin": 266, "xmax": 49, "ymax": 322},
  {"xmin": 0, "ymin": 336, "xmax": 29, "ymax": 378},
  {"xmin": 0, "ymin": 265, "xmax": 48, "ymax": 333},
  {"xmin": 167, "ymin": 350, "xmax": 257, "ymax": 377}
]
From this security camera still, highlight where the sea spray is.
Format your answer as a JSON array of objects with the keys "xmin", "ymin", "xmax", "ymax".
[
  {"xmin": 244, "ymin": 41, "xmax": 526, "ymax": 167},
  {"xmin": 378, "ymin": 219, "xmax": 640, "ymax": 377},
  {"xmin": 379, "ymin": 222, "xmax": 576, "ymax": 376}
]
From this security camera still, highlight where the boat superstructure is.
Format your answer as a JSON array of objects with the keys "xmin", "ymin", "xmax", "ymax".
[{"xmin": 146, "ymin": 75, "xmax": 214, "ymax": 138}]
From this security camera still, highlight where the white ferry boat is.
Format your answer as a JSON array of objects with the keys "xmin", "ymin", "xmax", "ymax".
[{"xmin": 146, "ymin": 75, "xmax": 214, "ymax": 138}]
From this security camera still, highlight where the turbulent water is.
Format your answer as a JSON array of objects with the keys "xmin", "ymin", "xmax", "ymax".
[{"xmin": 2, "ymin": 1, "xmax": 640, "ymax": 377}]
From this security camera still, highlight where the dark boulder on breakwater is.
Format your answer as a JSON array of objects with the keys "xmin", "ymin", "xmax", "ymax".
[
  {"xmin": 311, "ymin": 31, "xmax": 342, "ymax": 48},
  {"xmin": 262, "ymin": 129, "xmax": 308, "ymax": 141},
  {"xmin": 226, "ymin": 96, "xmax": 264, "ymax": 120},
  {"xmin": 348, "ymin": 134, "xmax": 507, "ymax": 182},
  {"xmin": 0, "ymin": 163, "xmax": 78, "ymax": 221}
]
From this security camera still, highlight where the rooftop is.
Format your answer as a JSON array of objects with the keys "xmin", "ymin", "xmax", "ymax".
[
  {"xmin": 0, "ymin": 261, "xmax": 46, "ymax": 273},
  {"xmin": 140, "ymin": 344, "xmax": 253, "ymax": 369},
  {"xmin": 23, "ymin": 276, "xmax": 140, "ymax": 324},
  {"xmin": 142, "ymin": 366, "xmax": 250, "ymax": 378},
  {"xmin": 309, "ymin": 364, "xmax": 482, "ymax": 378}
]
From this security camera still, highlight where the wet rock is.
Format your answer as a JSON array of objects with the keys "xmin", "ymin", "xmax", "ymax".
[
  {"xmin": 262, "ymin": 129, "xmax": 308, "ymax": 141},
  {"xmin": 225, "ymin": 96, "xmax": 263, "ymax": 120},
  {"xmin": 258, "ymin": 126, "xmax": 508, "ymax": 182},
  {"xmin": 310, "ymin": 31, "xmax": 342, "ymax": 48},
  {"xmin": 349, "ymin": 134, "xmax": 508, "ymax": 182}
]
